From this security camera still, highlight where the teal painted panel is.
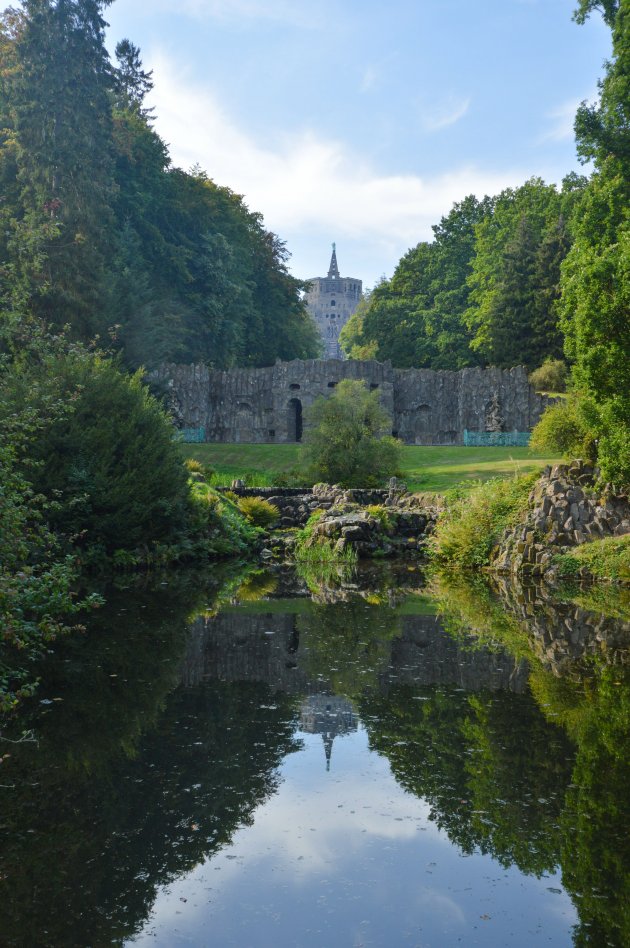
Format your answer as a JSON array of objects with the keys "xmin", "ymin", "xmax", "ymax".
[
  {"xmin": 464, "ymin": 430, "xmax": 531, "ymax": 447},
  {"xmin": 175, "ymin": 427, "xmax": 206, "ymax": 443}
]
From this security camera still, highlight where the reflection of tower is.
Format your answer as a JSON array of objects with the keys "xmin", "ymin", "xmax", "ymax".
[{"xmin": 299, "ymin": 694, "xmax": 358, "ymax": 771}]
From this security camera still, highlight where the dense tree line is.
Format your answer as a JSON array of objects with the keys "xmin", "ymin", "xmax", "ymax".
[
  {"xmin": 340, "ymin": 177, "xmax": 586, "ymax": 372},
  {"xmin": 0, "ymin": 1, "xmax": 320, "ymax": 369},
  {"xmin": 342, "ymin": 0, "xmax": 629, "ymax": 486}
]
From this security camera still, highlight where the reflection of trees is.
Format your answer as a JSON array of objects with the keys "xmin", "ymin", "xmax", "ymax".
[
  {"xmin": 368, "ymin": 572, "xmax": 630, "ymax": 943},
  {"xmin": 297, "ymin": 598, "xmax": 402, "ymax": 699},
  {"xmin": 558, "ymin": 667, "xmax": 630, "ymax": 948},
  {"xmin": 0, "ymin": 573, "xmax": 299, "ymax": 946},
  {"xmin": 1, "ymin": 566, "xmax": 628, "ymax": 946},
  {"xmin": 360, "ymin": 684, "xmax": 573, "ymax": 875}
]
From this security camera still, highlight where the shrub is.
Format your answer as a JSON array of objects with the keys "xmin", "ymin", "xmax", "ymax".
[
  {"xmin": 236, "ymin": 496, "xmax": 280, "ymax": 528},
  {"xmin": 300, "ymin": 379, "xmax": 402, "ymax": 487},
  {"xmin": 19, "ymin": 354, "xmax": 191, "ymax": 554},
  {"xmin": 430, "ymin": 474, "xmax": 536, "ymax": 568},
  {"xmin": 187, "ymin": 483, "xmax": 259, "ymax": 558},
  {"xmin": 589, "ymin": 397, "xmax": 630, "ymax": 490},
  {"xmin": 184, "ymin": 458, "xmax": 206, "ymax": 481},
  {"xmin": 530, "ymin": 396, "xmax": 596, "ymax": 459},
  {"xmin": 0, "ymin": 435, "xmax": 102, "ymax": 710},
  {"xmin": 365, "ymin": 504, "xmax": 395, "ymax": 532},
  {"xmin": 529, "ymin": 359, "xmax": 568, "ymax": 393}
]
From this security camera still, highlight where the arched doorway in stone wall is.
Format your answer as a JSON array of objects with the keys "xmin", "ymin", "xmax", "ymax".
[{"xmin": 288, "ymin": 398, "xmax": 303, "ymax": 442}]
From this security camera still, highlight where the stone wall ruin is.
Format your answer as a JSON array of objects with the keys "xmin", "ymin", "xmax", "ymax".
[{"xmin": 154, "ymin": 358, "xmax": 550, "ymax": 445}]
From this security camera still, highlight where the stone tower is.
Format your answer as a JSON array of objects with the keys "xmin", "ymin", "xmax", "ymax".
[{"xmin": 305, "ymin": 244, "xmax": 362, "ymax": 359}]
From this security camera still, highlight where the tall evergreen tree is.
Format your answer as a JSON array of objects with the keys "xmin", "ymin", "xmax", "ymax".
[
  {"xmin": 8, "ymin": 0, "xmax": 116, "ymax": 337},
  {"xmin": 466, "ymin": 178, "xmax": 568, "ymax": 369}
]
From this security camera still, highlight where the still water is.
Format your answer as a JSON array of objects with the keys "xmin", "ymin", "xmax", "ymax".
[{"xmin": 0, "ymin": 564, "xmax": 628, "ymax": 947}]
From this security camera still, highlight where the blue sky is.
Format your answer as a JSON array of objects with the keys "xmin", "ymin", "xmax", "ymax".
[{"xmin": 105, "ymin": 0, "xmax": 610, "ymax": 288}]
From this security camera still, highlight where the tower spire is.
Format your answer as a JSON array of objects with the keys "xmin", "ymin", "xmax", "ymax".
[{"xmin": 328, "ymin": 241, "xmax": 339, "ymax": 279}]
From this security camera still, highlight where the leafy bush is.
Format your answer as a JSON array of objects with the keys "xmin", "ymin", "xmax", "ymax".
[
  {"xmin": 529, "ymin": 359, "xmax": 568, "ymax": 393},
  {"xmin": 17, "ymin": 354, "xmax": 191, "ymax": 554},
  {"xmin": 430, "ymin": 474, "xmax": 537, "ymax": 568},
  {"xmin": 530, "ymin": 397, "xmax": 596, "ymax": 459},
  {"xmin": 588, "ymin": 396, "xmax": 630, "ymax": 490},
  {"xmin": 300, "ymin": 379, "xmax": 402, "ymax": 487},
  {"xmin": 531, "ymin": 392, "xmax": 630, "ymax": 489},
  {"xmin": 236, "ymin": 496, "xmax": 280, "ymax": 528},
  {"xmin": 186, "ymin": 483, "xmax": 259, "ymax": 558},
  {"xmin": 0, "ymin": 434, "xmax": 102, "ymax": 710}
]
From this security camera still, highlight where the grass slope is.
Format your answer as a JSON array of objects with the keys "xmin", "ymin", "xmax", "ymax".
[{"xmin": 180, "ymin": 443, "xmax": 560, "ymax": 493}]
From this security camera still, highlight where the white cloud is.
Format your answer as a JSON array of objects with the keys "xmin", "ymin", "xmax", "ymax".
[
  {"xmin": 420, "ymin": 96, "xmax": 471, "ymax": 131},
  {"xmin": 540, "ymin": 98, "xmax": 581, "ymax": 142},
  {"xmin": 540, "ymin": 92, "xmax": 599, "ymax": 143},
  {"xmin": 148, "ymin": 53, "xmax": 528, "ymax": 253}
]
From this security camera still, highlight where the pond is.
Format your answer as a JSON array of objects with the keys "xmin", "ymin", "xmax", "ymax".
[{"xmin": 0, "ymin": 563, "xmax": 628, "ymax": 947}]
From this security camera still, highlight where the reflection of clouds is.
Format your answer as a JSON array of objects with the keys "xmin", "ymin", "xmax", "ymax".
[
  {"xmin": 221, "ymin": 731, "xmax": 439, "ymax": 876},
  {"xmin": 132, "ymin": 729, "xmax": 577, "ymax": 946},
  {"xmin": 415, "ymin": 889, "xmax": 467, "ymax": 926}
]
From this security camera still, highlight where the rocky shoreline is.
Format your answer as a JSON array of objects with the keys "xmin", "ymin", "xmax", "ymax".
[
  {"xmin": 227, "ymin": 461, "xmax": 629, "ymax": 582},
  {"xmin": 490, "ymin": 459, "xmax": 630, "ymax": 582}
]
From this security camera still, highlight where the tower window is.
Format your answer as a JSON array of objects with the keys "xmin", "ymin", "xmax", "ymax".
[{"xmin": 330, "ymin": 299, "xmax": 336, "ymax": 306}]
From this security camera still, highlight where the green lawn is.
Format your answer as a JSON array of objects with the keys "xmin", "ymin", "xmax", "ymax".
[{"xmin": 180, "ymin": 442, "xmax": 560, "ymax": 493}]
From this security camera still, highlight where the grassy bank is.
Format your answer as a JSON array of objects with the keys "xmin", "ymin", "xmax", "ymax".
[
  {"xmin": 180, "ymin": 443, "xmax": 560, "ymax": 493},
  {"xmin": 555, "ymin": 535, "xmax": 630, "ymax": 584}
]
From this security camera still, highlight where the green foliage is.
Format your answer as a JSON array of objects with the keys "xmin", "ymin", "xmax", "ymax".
[
  {"xmin": 294, "ymin": 510, "xmax": 358, "ymax": 566},
  {"xmin": 345, "ymin": 182, "xmax": 577, "ymax": 371},
  {"xmin": 294, "ymin": 536, "xmax": 358, "ymax": 566},
  {"xmin": 350, "ymin": 196, "xmax": 492, "ymax": 369},
  {"xmin": 466, "ymin": 177, "xmax": 579, "ymax": 369},
  {"xmin": 186, "ymin": 482, "xmax": 259, "ymax": 559},
  {"xmin": 0, "ymin": 404, "xmax": 102, "ymax": 710},
  {"xmin": 430, "ymin": 474, "xmax": 536, "ymax": 568},
  {"xmin": 528, "ymin": 358, "xmax": 568, "ymax": 393},
  {"xmin": 0, "ymin": 4, "xmax": 319, "ymax": 368},
  {"xmin": 555, "ymin": 535, "xmax": 630, "ymax": 583},
  {"xmin": 365, "ymin": 504, "xmax": 394, "ymax": 531},
  {"xmin": 12, "ymin": 353, "xmax": 191, "ymax": 554},
  {"xmin": 300, "ymin": 379, "xmax": 402, "ymax": 487},
  {"xmin": 236, "ymin": 496, "xmax": 280, "ymax": 528},
  {"xmin": 2, "ymin": 0, "xmax": 115, "ymax": 334},
  {"xmin": 559, "ymin": 2, "xmax": 630, "ymax": 489},
  {"xmin": 529, "ymin": 395, "xmax": 596, "ymax": 458}
]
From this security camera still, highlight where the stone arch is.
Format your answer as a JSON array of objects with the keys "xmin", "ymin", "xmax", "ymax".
[{"xmin": 288, "ymin": 398, "xmax": 303, "ymax": 442}]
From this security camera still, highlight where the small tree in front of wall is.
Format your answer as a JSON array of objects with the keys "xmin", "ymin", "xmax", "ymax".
[{"xmin": 300, "ymin": 379, "xmax": 402, "ymax": 487}]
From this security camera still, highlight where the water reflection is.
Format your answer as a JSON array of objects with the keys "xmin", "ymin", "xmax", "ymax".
[{"xmin": 0, "ymin": 565, "xmax": 628, "ymax": 946}]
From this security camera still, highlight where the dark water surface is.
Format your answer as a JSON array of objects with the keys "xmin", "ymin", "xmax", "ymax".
[{"xmin": 1, "ymin": 564, "xmax": 628, "ymax": 947}]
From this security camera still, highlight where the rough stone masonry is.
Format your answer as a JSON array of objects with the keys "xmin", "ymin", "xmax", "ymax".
[{"xmin": 154, "ymin": 359, "xmax": 550, "ymax": 445}]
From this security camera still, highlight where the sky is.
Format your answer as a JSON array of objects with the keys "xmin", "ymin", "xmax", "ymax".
[{"xmin": 104, "ymin": 0, "xmax": 611, "ymax": 289}]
